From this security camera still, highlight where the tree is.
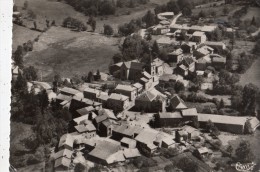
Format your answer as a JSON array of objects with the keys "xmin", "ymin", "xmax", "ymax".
[
  {"xmin": 38, "ymin": 90, "xmax": 49, "ymax": 112},
  {"xmin": 167, "ymin": 1, "xmax": 180, "ymax": 14},
  {"xmin": 177, "ymin": 157, "xmax": 198, "ymax": 172},
  {"xmin": 174, "ymin": 81, "xmax": 185, "ymax": 93},
  {"xmin": 235, "ymin": 140, "xmax": 254, "ymax": 163},
  {"xmin": 182, "ymin": 7, "xmax": 192, "ymax": 16},
  {"xmin": 146, "ymin": 33, "xmax": 152, "ymax": 42},
  {"xmin": 14, "ymin": 73, "xmax": 28, "ymax": 96},
  {"xmin": 103, "ymin": 24, "xmax": 114, "ymax": 35},
  {"xmin": 23, "ymin": 1, "xmax": 28, "ymax": 10},
  {"xmin": 223, "ymin": 6, "xmax": 229, "ymax": 15},
  {"xmin": 192, "ymin": 117, "xmax": 200, "ymax": 129},
  {"xmin": 112, "ymin": 53, "xmax": 122, "ymax": 64},
  {"xmin": 87, "ymin": 71, "xmax": 94, "ymax": 83},
  {"xmin": 251, "ymin": 16, "xmax": 256, "ymax": 26},
  {"xmin": 13, "ymin": 45, "xmax": 24, "ymax": 68},
  {"xmin": 211, "ymin": 126, "xmax": 220, "ymax": 136},
  {"xmin": 226, "ymin": 145, "xmax": 233, "ymax": 156},
  {"xmin": 99, "ymin": 1, "xmax": 116, "ymax": 15},
  {"xmin": 244, "ymin": 120, "xmax": 253, "ymax": 134},
  {"xmin": 129, "ymin": 0, "xmax": 135, "ymax": 8},
  {"xmin": 198, "ymin": 10, "xmax": 206, "ymax": 18},
  {"xmin": 142, "ymin": 10, "xmax": 156, "ymax": 28},
  {"xmin": 90, "ymin": 18, "xmax": 96, "ymax": 32},
  {"xmin": 116, "ymin": 0, "xmax": 124, "ymax": 8},
  {"xmin": 74, "ymin": 163, "xmax": 86, "ymax": 172},
  {"xmin": 23, "ymin": 66, "xmax": 38, "ymax": 81},
  {"xmin": 206, "ymin": 120, "xmax": 214, "ymax": 132},
  {"xmin": 211, "ymin": 10, "xmax": 217, "ymax": 18},
  {"xmin": 242, "ymin": 83, "xmax": 259, "ymax": 116},
  {"xmin": 218, "ymin": 99, "xmax": 225, "ymax": 109},
  {"xmin": 151, "ymin": 40, "xmax": 160, "ymax": 56}
]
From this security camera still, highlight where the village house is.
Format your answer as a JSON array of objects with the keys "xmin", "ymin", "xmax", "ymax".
[
  {"xmin": 54, "ymin": 149, "xmax": 73, "ymax": 161},
  {"xmin": 109, "ymin": 62, "xmax": 124, "ymax": 77},
  {"xmin": 135, "ymin": 128, "xmax": 175, "ymax": 155},
  {"xmin": 74, "ymin": 123, "xmax": 96, "ymax": 138},
  {"xmin": 60, "ymin": 87, "xmax": 81, "ymax": 97},
  {"xmin": 107, "ymin": 93, "xmax": 130, "ymax": 112},
  {"xmin": 193, "ymin": 45, "xmax": 214, "ymax": 60},
  {"xmin": 211, "ymin": 55, "xmax": 226, "ymax": 70},
  {"xmin": 114, "ymin": 84, "xmax": 137, "ymax": 101},
  {"xmin": 168, "ymin": 48, "xmax": 184, "ymax": 64},
  {"xmin": 132, "ymin": 82, "xmax": 144, "ymax": 95},
  {"xmin": 123, "ymin": 148, "xmax": 141, "ymax": 159},
  {"xmin": 139, "ymin": 71, "xmax": 153, "ymax": 90},
  {"xmin": 54, "ymin": 157, "xmax": 71, "ymax": 172},
  {"xmin": 56, "ymin": 93, "xmax": 73, "ymax": 108},
  {"xmin": 112, "ymin": 124, "xmax": 143, "ymax": 141},
  {"xmin": 149, "ymin": 58, "xmax": 164, "ymax": 78},
  {"xmin": 69, "ymin": 96, "xmax": 102, "ymax": 117},
  {"xmin": 191, "ymin": 31, "xmax": 207, "ymax": 44},
  {"xmin": 93, "ymin": 109, "xmax": 118, "ymax": 137},
  {"xmin": 159, "ymin": 74, "xmax": 183, "ymax": 83},
  {"xmin": 180, "ymin": 56, "xmax": 196, "ymax": 72},
  {"xmin": 194, "ymin": 147, "xmax": 210, "ymax": 160},
  {"xmin": 120, "ymin": 137, "xmax": 137, "ymax": 149},
  {"xmin": 58, "ymin": 134, "xmax": 74, "ymax": 151},
  {"xmin": 83, "ymin": 87, "xmax": 101, "ymax": 100},
  {"xmin": 181, "ymin": 42, "xmax": 197, "ymax": 54},
  {"xmin": 87, "ymin": 140, "xmax": 125, "ymax": 165},
  {"xmin": 204, "ymin": 41, "xmax": 226, "ymax": 51},
  {"xmin": 195, "ymin": 56, "xmax": 211, "ymax": 71},
  {"xmin": 135, "ymin": 88, "xmax": 167, "ymax": 112},
  {"xmin": 151, "ymin": 24, "xmax": 170, "ymax": 35},
  {"xmin": 176, "ymin": 125, "xmax": 201, "ymax": 143}
]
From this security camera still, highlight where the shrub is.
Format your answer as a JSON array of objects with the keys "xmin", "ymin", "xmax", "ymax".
[{"xmin": 103, "ymin": 24, "xmax": 114, "ymax": 35}]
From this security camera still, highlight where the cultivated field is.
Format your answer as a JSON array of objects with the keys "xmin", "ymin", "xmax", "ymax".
[{"xmin": 24, "ymin": 27, "xmax": 121, "ymax": 81}]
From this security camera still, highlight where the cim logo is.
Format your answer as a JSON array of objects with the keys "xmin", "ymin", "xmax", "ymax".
[{"xmin": 234, "ymin": 162, "xmax": 256, "ymax": 172}]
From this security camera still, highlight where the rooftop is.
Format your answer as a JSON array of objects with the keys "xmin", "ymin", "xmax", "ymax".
[
  {"xmin": 60, "ymin": 87, "xmax": 80, "ymax": 95},
  {"xmin": 109, "ymin": 93, "xmax": 129, "ymax": 101},
  {"xmin": 58, "ymin": 134, "xmax": 74, "ymax": 148},
  {"xmin": 54, "ymin": 157, "xmax": 71, "ymax": 168},
  {"xmin": 159, "ymin": 111, "xmax": 182, "ymax": 119},
  {"xmin": 171, "ymin": 95, "xmax": 187, "ymax": 109},
  {"xmin": 113, "ymin": 124, "xmax": 143, "ymax": 137},
  {"xmin": 181, "ymin": 108, "xmax": 198, "ymax": 116},
  {"xmin": 115, "ymin": 84, "xmax": 136, "ymax": 92}
]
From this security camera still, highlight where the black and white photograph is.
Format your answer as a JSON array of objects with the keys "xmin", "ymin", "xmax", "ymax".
[{"xmin": 1, "ymin": 0, "xmax": 260, "ymax": 171}]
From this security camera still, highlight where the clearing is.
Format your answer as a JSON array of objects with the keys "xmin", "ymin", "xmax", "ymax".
[{"xmin": 24, "ymin": 26, "xmax": 121, "ymax": 81}]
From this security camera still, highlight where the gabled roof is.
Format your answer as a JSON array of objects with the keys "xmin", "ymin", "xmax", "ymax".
[
  {"xmin": 32, "ymin": 81, "xmax": 52, "ymax": 90},
  {"xmin": 193, "ymin": 31, "xmax": 205, "ymax": 37},
  {"xmin": 76, "ymin": 106, "xmax": 95, "ymax": 116},
  {"xmin": 123, "ymin": 148, "xmax": 141, "ymax": 159},
  {"xmin": 159, "ymin": 112, "xmax": 182, "ymax": 119},
  {"xmin": 123, "ymin": 61, "xmax": 144, "ymax": 71},
  {"xmin": 56, "ymin": 93, "xmax": 72, "ymax": 102},
  {"xmin": 171, "ymin": 95, "xmax": 187, "ymax": 109},
  {"xmin": 181, "ymin": 108, "xmax": 198, "ymax": 116},
  {"xmin": 182, "ymin": 57, "xmax": 194, "ymax": 66},
  {"xmin": 142, "ymin": 71, "xmax": 152, "ymax": 79},
  {"xmin": 54, "ymin": 157, "xmax": 71, "ymax": 168},
  {"xmin": 135, "ymin": 128, "xmax": 159, "ymax": 145},
  {"xmin": 197, "ymin": 147, "xmax": 209, "ymax": 154},
  {"xmin": 75, "ymin": 123, "xmax": 96, "ymax": 133},
  {"xmin": 151, "ymin": 58, "xmax": 164, "ymax": 67},
  {"xmin": 84, "ymin": 87, "xmax": 100, "ymax": 94},
  {"xmin": 60, "ymin": 87, "xmax": 80, "ymax": 95},
  {"xmin": 169, "ymin": 48, "xmax": 183, "ymax": 55},
  {"xmin": 115, "ymin": 84, "xmax": 136, "ymax": 92},
  {"xmin": 73, "ymin": 115, "xmax": 90, "ymax": 125},
  {"xmin": 58, "ymin": 134, "xmax": 74, "ymax": 148},
  {"xmin": 136, "ymin": 91, "xmax": 156, "ymax": 102},
  {"xmin": 133, "ymin": 82, "xmax": 143, "ymax": 89},
  {"xmin": 95, "ymin": 109, "xmax": 117, "ymax": 123},
  {"xmin": 54, "ymin": 149, "xmax": 73, "ymax": 160},
  {"xmin": 121, "ymin": 137, "xmax": 137, "ymax": 145},
  {"xmin": 109, "ymin": 93, "xmax": 129, "ymax": 101},
  {"xmin": 113, "ymin": 124, "xmax": 143, "ymax": 137}
]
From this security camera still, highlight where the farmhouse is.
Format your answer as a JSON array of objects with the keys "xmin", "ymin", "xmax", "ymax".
[
  {"xmin": 168, "ymin": 48, "xmax": 184, "ymax": 63},
  {"xmin": 181, "ymin": 42, "xmax": 197, "ymax": 54},
  {"xmin": 169, "ymin": 95, "xmax": 187, "ymax": 111},
  {"xmin": 58, "ymin": 134, "xmax": 74, "ymax": 151},
  {"xmin": 132, "ymin": 82, "xmax": 143, "ymax": 95},
  {"xmin": 120, "ymin": 137, "xmax": 137, "ymax": 149},
  {"xmin": 60, "ymin": 87, "xmax": 81, "ymax": 97}
]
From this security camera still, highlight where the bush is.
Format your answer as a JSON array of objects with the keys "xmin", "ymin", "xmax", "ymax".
[
  {"xmin": 62, "ymin": 17, "xmax": 87, "ymax": 31},
  {"xmin": 103, "ymin": 24, "xmax": 114, "ymax": 35}
]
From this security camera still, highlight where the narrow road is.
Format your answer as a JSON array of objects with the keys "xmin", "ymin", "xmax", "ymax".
[{"xmin": 170, "ymin": 13, "xmax": 182, "ymax": 27}]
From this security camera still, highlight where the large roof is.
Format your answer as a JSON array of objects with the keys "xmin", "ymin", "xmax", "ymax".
[
  {"xmin": 54, "ymin": 157, "xmax": 71, "ymax": 168},
  {"xmin": 54, "ymin": 149, "xmax": 73, "ymax": 160},
  {"xmin": 113, "ymin": 124, "xmax": 143, "ymax": 137},
  {"xmin": 135, "ymin": 128, "xmax": 159, "ymax": 145},
  {"xmin": 76, "ymin": 106, "xmax": 95, "ymax": 116},
  {"xmin": 75, "ymin": 123, "xmax": 96, "ymax": 133},
  {"xmin": 159, "ymin": 112, "xmax": 182, "ymax": 119},
  {"xmin": 181, "ymin": 108, "xmax": 198, "ymax": 116},
  {"xmin": 123, "ymin": 148, "xmax": 141, "ymax": 159},
  {"xmin": 115, "ymin": 84, "xmax": 136, "ymax": 92},
  {"xmin": 193, "ymin": 31, "xmax": 205, "ymax": 37},
  {"xmin": 197, "ymin": 113, "xmax": 248, "ymax": 126},
  {"xmin": 109, "ymin": 93, "xmax": 129, "ymax": 101},
  {"xmin": 137, "ymin": 88, "xmax": 167, "ymax": 102},
  {"xmin": 60, "ymin": 87, "xmax": 80, "ymax": 95}
]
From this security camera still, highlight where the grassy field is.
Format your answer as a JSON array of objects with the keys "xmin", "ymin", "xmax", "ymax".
[
  {"xmin": 12, "ymin": 25, "xmax": 41, "ymax": 52},
  {"xmin": 241, "ymin": 7, "xmax": 260, "ymax": 21},
  {"xmin": 24, "ymin": 26, "xmax": 121, "ymax": 81}
]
